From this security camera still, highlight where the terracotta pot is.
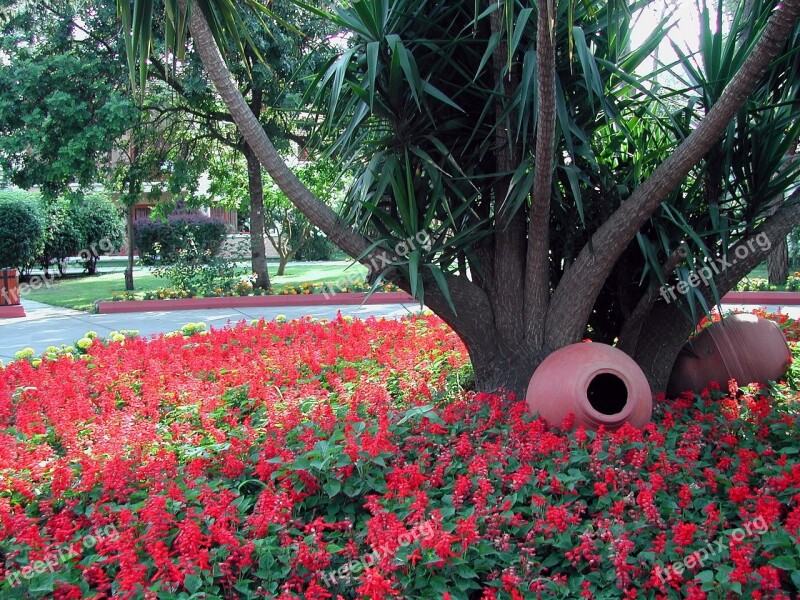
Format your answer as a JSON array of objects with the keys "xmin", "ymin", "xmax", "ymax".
[
  {"xmin": 667, "ymin": 314, "xmax": 791, "ymax": 396},
  {"xmin": 0, "ymin": 268, "xmax": 20, "ymax": 306},
  {"xmin": 526, "ymin": 343, "xmax": 653, "ymax": 431}
]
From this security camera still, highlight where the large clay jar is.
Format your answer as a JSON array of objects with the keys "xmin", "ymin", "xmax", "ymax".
[
  {"xmin": 667, "ymin": 314, "xmax": 791, "ymax": 397},
  {"xmin": 526, "ymin": 343, "xmax": 652, "ymax": 431}
]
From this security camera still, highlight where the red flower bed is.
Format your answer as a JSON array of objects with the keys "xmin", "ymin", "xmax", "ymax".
[{"xmin": 0, "ymin": 312, "xmax": 799, "ymax": 599}]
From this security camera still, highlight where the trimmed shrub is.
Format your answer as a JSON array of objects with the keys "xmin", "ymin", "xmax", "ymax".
[
  {"xmin": 134, "ymin": 213, "xmax": 227, "ymax": 265},
  {"xmin": 72, "ymin": 193, "xmax": 124, "ymax": 274},
  {"xmin": 0, "ymin": 189, "xmax": 45, "ymax": 272},
  {"xmin": 40, "ymin": 197, "xmax": 83, "ymax": 274}
]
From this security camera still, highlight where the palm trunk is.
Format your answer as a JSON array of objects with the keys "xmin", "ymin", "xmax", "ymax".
[
  {"xmin": 524, "ymin": 0, "xmax": 557, "ymax": 344},
  {"xmin": 624, "ymin": 189, "xmax": 800, "ymax": 393},
  {"xmin": 184, "ymin": 0, "xmax": 379, "ymax": 265}
]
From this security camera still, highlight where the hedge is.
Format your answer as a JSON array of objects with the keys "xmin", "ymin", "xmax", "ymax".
[{"xmin": 134, "ymin": 213, "xmax": 228, "ymax": 265}]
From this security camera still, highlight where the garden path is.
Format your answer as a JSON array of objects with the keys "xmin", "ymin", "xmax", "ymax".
[{"xmin": 0, "ymin": 298, "xmax": 422, "ymax": 360}]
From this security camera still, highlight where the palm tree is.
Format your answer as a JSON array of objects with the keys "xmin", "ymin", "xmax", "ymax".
[{"xmin": 121, "ymin": 0, "xmax": 800, "ymax": 395}]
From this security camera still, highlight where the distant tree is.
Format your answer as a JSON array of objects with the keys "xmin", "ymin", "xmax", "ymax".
[
  {"xmin": 0, "ymin": 190, "xmax": 45, "ymax": 273},
  {"xmin": 264, "ymin": 160, "xmax": 347, "ymax": 275},
  {"xmin": 142, "ymin": 0, "xmax": 338, "ymax": 289},
  {"xmin": 0, "ymin": 0, "xmax": 217, "ymax": 290},
  {"xmin": 0, "ymin": 3, "xmax": 136, "ymax": 195},
  {"xmin": 39, "ymin": 195, "xmax": 83, "ymax": 276},
  {"xmin": 73, "ymin": 193, "xmax": 125, "ymax": 275}
]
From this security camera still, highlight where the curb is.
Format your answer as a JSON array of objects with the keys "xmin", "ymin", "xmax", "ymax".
[
  {"xmin": 96, "ymin": 291, "xmax": 417, "ymax": 314},
  {"xmin": 721, "ymin": 291, "xmax": 800, "ymax": 305}
]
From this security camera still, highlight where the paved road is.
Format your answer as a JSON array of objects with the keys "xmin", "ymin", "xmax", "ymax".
[
  {"xmin": 0, "ymin": 298, "xmax": 423, "ymax": 361},
  {"xmin": 2, "ymin": 297, "xmax": 799, "ymax": 362}
]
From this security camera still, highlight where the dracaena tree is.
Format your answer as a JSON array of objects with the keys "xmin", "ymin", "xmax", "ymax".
[{"xmin": 122, "ymin": 0, "xmax": 800, "ymax": 396}]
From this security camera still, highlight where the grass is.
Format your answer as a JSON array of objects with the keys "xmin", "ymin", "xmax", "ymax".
[{"xmin": 21, "ymin": 262, "xmax": 369, "ymax": 311}]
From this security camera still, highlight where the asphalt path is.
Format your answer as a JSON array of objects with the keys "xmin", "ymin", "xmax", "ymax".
[
  {"xmin": 2, "ymin": 295, "xmax": 798, "ymax": 362},
  {"xmin": 0, "ymin": 298, "xmax": 423, "ymax": 361}
]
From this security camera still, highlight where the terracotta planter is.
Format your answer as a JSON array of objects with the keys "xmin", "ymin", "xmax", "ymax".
[
  {"xmin": 526, "ymin": 343, "xmax": 653, "ymax": 431},
  {"xmin": 667, "ymin": 314, "xmax": 791, "ymax": 396},
  {"xmin": 0, "ymin": 268, "xmax": 20, "ymax": 306}
]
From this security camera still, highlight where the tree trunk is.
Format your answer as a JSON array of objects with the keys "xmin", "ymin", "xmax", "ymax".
[
  {"xmin": 125, "ymin": 202, "xmax": 135, "ymax": 291},
  {"xmin": 767, "ymin": 237, "xmax": 789, "ymax": 285},
  {"xmin": 184, "ymin": 0, "xmax": 379, "ymax": 265},
  {"xmin": 277, "ymin": 256, "xmax": 289, "ymax": 277},
  {"xmin": 244, "ymin": 144, "xmax": 270, "ymax": 290}
]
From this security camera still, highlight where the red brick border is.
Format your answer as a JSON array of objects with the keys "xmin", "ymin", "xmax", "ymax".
[
  {"xmin": 720, "ymin": 291, "xmax": 800, "ymax": 305},
  {"xmin": 88, "ymin": 291, "xmax": 800, "ymax": 315},
  {"xmin": 96, "ymin": 291, "xmax": 416, "ymax": 314}
]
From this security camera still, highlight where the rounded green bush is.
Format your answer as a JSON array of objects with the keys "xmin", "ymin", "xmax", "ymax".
[{"xmin": 0, "ymin": 189, "xmax": 45, "ymax": 271}]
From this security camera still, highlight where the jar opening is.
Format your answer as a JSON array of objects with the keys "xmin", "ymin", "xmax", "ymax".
[{"xmin": 587, "ymin": 373, "xmax": 628, "ymax": 415}]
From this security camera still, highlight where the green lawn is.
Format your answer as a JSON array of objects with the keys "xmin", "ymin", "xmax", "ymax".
[{"xmin": 21, "ymin": 262, "xmax": 368, "ymax": 311}]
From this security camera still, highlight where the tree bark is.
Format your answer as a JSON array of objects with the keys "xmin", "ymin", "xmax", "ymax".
[
  {"xmin": 488, "ymin": 6, "xmax": 525, "ymax": 348},
  {"xmin": 524, "ymin": 0, "xmax": 556, "ymax": 345},
  {"xmin": 243, "ymin": 143, "xmax": 270, "ymax": 290},
  {"xmin": 767, "ymin": 237, "xmax": 789, "ymax": 285},
  {"xmin": 277, "ymin": 256, "xmax": 289, "ymax": 277}
]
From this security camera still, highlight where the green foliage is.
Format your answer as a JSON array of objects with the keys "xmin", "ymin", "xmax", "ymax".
[
  {"xmin": 0, "ymin": 6, "xmax": 138, "ymax": 196},
  {"xmin": 310, "ymin": 0, "xmax": 800, "ymax": 328},
  {"xmin": 736, "ymin": 275, "xmax": 800, "ymax": 292},
  {"xmin": 315, "ymin": 0, "xmax": 679, "ymax": 304},
  {"xmin": 294, "ymin": 231, "xmax": 335, "ymax": 261},
  {"xmin": 0, "ymin": 189, "xmax": 45, "ymax": 271},
  {"xmin": 134, "ymin": 214, "xmax": 228, "ymax": 266},
  {"xmin": 39, "ymin": 196, "xmax": 83, "ymax": 272},
  {"xmin": 263, "ymin": 160, "xmax": 349, "ymax": 261},
  {"xmin": 72, "ymin": 194, "xmax": 125, "ymax": 274}
]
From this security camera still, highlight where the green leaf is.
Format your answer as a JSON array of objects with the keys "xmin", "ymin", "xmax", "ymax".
[
  {"xmin": 184, "ymin": 573, "xmax": 203, "ymax": 594},
  {"xmin": 769, "ymin": 555, "xmax": 796, "ymax": 570},
  {"xmin": 323, "ymin": 480, "xmax": 342, "ymax": 497}
]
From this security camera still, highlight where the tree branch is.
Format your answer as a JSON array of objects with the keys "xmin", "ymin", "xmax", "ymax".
[
  {"xmin": 545, "ymin": 0, "xmax": 800, "ymax": 350},
  {"xmin": 630, "ymin": 189, "xmax": 800, "ymax": 391}
]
